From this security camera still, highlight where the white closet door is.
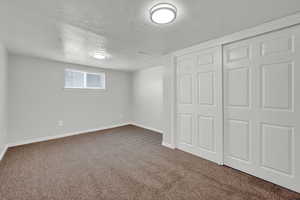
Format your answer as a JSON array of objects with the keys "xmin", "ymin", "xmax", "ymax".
[
  {"xmin": 176, "ymin": 46, "xmax": 223, "ymax": 164},
  {"xmin": 224, "ymin": 25, "xmax": 300, "ymax": 192}
]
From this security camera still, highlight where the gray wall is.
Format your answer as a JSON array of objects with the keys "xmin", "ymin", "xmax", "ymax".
[
  {"xmin": 132, "ymin": 66, "xmax": 163, "ymax": 132},
  {"xmin": 0, "ymin": 44, "xmax": 7, "ymax": 154},
  {"xmin": 8, "ymin": 54, "xmax": 132, "ymax": 144},
  {"xmin": 162, "ymin": 55, "xmax": 175, "ymax": 146}
]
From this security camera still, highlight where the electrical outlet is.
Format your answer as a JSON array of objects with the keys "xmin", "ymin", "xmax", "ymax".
[{"xmin": 58, "ymin": 120, "xmax": 64, "ymax": 127}]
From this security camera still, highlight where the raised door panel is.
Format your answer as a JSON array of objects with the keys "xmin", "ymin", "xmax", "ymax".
[
  {"xmin": 260, "ymin": 36, "xmax": 294, "ymax": 56},
  {"xmin": 197, "ymin": 115, "xmax": 215, "ymax": 152},
  {"xmin": 177, "ymin": 114, "xmax": 193, "ymax": 145},
  {"xmin": 226, "ymin": 46, "xmax": 250, "ymax": 63},
  {"xmin": 177, "ymin": 58, "xmax": 194, "ymax": 73},
  {"xmin": 197, "ymin": 53, "xmax": 214, "ymax": 65},
  {"xmin": 197, "ymin": 72, "xmax": 214, "ymax": 105},
  {"xmin": 178, "ymin": 75, "xmax": 193, "ymax": 104},
  {"xmin": 227, "ymin": 67, "xmax": 250, "ymax": 107},
  {"xmin": 227, "ymin": 119, "xmax": 250, "ymax": 162},
  {"xmin": 261, "ymin": 123, "xmax": 293, "ymax": 175},
  {"xmin": 261, "ymin": 62, "xmax": 293, "ymax": 111}
]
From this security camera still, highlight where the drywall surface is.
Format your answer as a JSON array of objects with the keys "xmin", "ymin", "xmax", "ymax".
[
  {"xmin": 7, "ymin": 54, "xmax": 132, "ymax": 144},
  {"xmin": 0, "ymin": 43, "xmax": 7, "ymax": 155},
  {"xmin": 132, "ymin": 66, "xmax": 163, "ymax": 132},
  {"xmin": 162, "ymin": 55, "xmax": 175, "ymax": 147}
]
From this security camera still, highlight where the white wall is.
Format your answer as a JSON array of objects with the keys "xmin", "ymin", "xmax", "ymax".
[
  {"xmin": 6, "ymin": 53, "xmax": 174, "ymax": 147},
  {"xmin": 0, "ymin": 43, "xmax": 7, "ymax": 156},
  {"xmin": 162, "ymin": 55, "xmax": 175, "ymax": 147},
  {"xmin": 131, "ymin": 55, "xmax": 175, "ymax": 147},
  {"xmin": 132, "ymin": 66, "xmax": 163, "ymax": 132},
  {"xmin": 8, "ymin": 54, "xmax": 132, "ymax": 144}
]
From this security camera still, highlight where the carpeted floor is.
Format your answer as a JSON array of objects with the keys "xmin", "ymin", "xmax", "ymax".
[{"xmin": 0, "ymin": 125, "xmax": 299, "ymax": 200}]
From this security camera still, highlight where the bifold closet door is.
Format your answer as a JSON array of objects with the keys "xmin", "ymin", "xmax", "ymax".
[
  {"xmin": 223, "ymin": 25, "xmax": 300, "ymax": 192},
  {"xmin": 176, "ymin": 46, "xmax": 223, "ymax": 164}
]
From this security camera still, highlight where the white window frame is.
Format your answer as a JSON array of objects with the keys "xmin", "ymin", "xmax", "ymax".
[{"xmin": 64, "ymin": 68, "xmax": 106, "ymax": 90}]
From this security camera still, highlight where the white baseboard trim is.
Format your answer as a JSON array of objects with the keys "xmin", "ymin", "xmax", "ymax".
[
  {"xmin": 162, "ymin": 142, "xmax": 175, "ymax": 149},
  {"xmin": 8, "ymin": 122, "xmax": 131, "ymax": 148},
  {"xmin": 0, "ymin": 144, "xmax": 9, "ymax": 161},
  {"xmin": 130, "ymin": 122, "xmax": 163, "ymax": 134}
]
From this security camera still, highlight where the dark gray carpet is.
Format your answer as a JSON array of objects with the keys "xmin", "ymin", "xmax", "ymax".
[{"xmin": 0, "ymin": 125, "xmax": 299, "ymax": 200}]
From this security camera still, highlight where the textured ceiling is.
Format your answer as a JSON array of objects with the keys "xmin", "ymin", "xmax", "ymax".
[{"xmin": 0, "ymin": 0, "xmax": 300, "ymax": 70}]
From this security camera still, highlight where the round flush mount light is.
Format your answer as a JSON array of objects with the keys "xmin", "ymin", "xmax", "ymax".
[{"xmin": 150, "ymin": 3, "xmax": 177, "ymax": 24}]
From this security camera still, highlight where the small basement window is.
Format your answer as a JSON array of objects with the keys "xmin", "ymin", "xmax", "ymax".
[{"xmin": 64, "ymin": 69, "xmax": 106, "ymax": 89}]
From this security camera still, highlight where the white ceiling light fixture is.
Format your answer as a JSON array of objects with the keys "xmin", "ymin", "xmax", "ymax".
[
  {"xmin": 91, "ymin": 50, "xmax": 111, "ymax": 60},
  {"xmin": 150, "ymin": 3, "xmax": 177, "ymax": 24},
  {"xmin": 93, "ymin": 52, "xmax": 106, "ymax": 60}
]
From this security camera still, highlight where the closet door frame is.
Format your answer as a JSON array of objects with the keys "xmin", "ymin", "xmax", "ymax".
[
  {"xmin": 175, "ymin": 45, "xmax": 224, "ymax": 165},
  {"xmin": 170, "ymin": 13, "xmax": 300, "ymax": 193},
  {"xmin": 223, "ymin": 25, "xmax": 300, "ymax": 193},
  {"xmin": 171, "ymin": 12, "xmax": 300, "ymax": 155}
]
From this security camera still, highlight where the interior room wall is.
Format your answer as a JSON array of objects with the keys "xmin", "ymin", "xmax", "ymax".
[
  {"xmin": 132, "ymin": 66, "xmax": 164, "ymax": 133},
  {"xmin": 162, "ymin": 55, "xmax": 175, "ymax": 147},
  {"xmin": 0, "ymin": 43, "xmax": 8, "ymax": 157},
  {"xmin": 131, "ymin": 55, "xmax": 174, "ymax": 147},
  {"xmin": 7, "ymin": 54, "xmax": 132, "ymax": 144}
]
